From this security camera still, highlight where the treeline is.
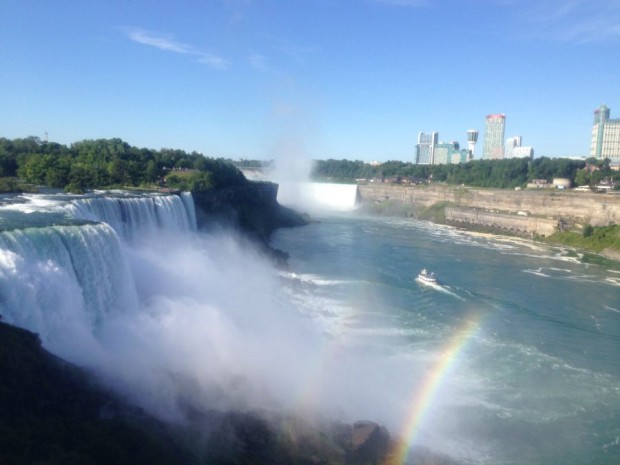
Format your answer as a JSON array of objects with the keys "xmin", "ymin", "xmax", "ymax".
[
  {"xmin": 312, "ymin": 157, "xmax": 619, "ymax": 189},
  {"xmin": 0, "ymin": 136, "xmax": 246, "ymax": 193}
]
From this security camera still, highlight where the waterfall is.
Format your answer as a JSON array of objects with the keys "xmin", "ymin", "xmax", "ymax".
[
  {"xmin": 0, "ymin": 223, "xmax": 138, "ymax": 357},
  {"xmin": 0, "ymin": 191, "xmax": 196, "ymax": 359},
  {"xmin": 65, "ymin": 192, "xmax": 197, "ymax": 239},
  {"xmin": 277, "ymin": 182, "xmax": 359, "ymax": 212},
  {"xmin": 0, "ymin": 189, "xmax": 330, "ymax": 422}
]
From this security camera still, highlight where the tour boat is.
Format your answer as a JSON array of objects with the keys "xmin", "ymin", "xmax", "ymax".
[{"xmin": 417, "ymin": 268, "xmax": 438, "ymax": 285}]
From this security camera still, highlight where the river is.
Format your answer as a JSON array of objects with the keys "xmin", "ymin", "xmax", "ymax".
[{"xmin": 271, "ymin": 182, "xmax": 620, "ymax": 464}]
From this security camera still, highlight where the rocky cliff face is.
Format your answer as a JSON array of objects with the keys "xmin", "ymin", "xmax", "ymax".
[
  {"xmin": 358, "ymin": 184, "xmax": 620, "ymax": 231},
  {"xmin": 192, "ymin": 181, "xmax": 309, "ymax": 243},
  {"xmin": 0, "ymin": 319, "xmax": 396, "ymax": 465}
]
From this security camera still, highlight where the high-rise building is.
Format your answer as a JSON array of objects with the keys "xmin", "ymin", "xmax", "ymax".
[
  {"xmin": 416, "ymin": 132, "xmax": 438, "ymax": 164},
  {"xmin": 590, "ymin": 104, "xmax": 620, "ymax": 163},
  {"xmin": 482, "ymin": 114, "xmax": 506, "ymax": 160}
]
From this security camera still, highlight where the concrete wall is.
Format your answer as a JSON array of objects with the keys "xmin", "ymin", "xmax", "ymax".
[
  {"xmin": 358, "ymin": 184, "xmax": 620, "ymax": 227},
  {"xmin": 445, "ymin": 207, "xmax": 558, "ymax": 236}
]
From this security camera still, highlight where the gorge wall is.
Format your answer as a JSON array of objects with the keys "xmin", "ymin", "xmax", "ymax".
[
  {"xmin": 358, "ymin": 184, "xmax": 620, "ymax": 235},
  {"xmin": 192, "ymin": 181, "xmax": 309, "ymax": 242}
]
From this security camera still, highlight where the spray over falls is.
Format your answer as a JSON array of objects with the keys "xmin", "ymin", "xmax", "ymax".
[
  {"xmin": 0, "ymin": 191, "xmax": 353, "ymax": 424},
  {"xmin": 276, "ymin": 182, "xmax": 359, "ymax": 213}
]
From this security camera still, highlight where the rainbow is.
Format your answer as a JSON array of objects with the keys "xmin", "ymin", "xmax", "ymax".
[{"xmin": 387, "ymin": 314, "xmax": 482, "ymax": 465}]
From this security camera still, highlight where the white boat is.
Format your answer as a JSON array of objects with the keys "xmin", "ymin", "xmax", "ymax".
[{"xmin": 417, "ymin": 268, "xmax": 438, "ymax": 285}]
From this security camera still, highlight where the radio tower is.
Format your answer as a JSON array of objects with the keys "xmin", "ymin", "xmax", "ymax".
[{"xmin": 467, "ymin": 129, "xmax": 479, "ymax": 160}]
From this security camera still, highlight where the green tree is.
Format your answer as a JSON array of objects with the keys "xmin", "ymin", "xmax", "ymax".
[
  {"xmin": 108, "ymin": 158, "xmax": 129, "ymax": 185},
  {"xmin": 574, "ymin": 169, "xmax": 590, "ymax": 187},
  {"xmin": 146, "ymin": 160, "xmax": 158, "ymax": 183}
]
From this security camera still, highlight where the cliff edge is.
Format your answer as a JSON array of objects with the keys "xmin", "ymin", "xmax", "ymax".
[
  {"xmin": 0, "ymin": 318, "xmax": 396, "ymax": 465},
  {"xmin": 192, "ymin": 181, "xmax": 309, "ymax": 242},
  {"xmin": 0, "ymin": 319, "xmax": 188, "ymax": 465}
]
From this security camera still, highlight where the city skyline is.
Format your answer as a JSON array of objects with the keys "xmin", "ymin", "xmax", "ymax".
[{"xmin": 1, "ymin": 0, "xmax": 620, "ymax": 163}]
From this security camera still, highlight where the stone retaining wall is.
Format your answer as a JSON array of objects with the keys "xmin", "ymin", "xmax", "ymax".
[
  {"xmin": 445, "ymin": 207, "xmax": 558, "ymax": 236},
  {"xmin": 358, "ymin": 184, "xmax": 620, "ymax": 227}
]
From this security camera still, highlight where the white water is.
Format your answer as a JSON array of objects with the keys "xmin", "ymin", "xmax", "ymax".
[
  {"xmin": 0, "ymin": 223, "xmax": 138, "ymax": 358},
  {"xmin": 0, "ymin": 192, "xmax": 335, "ymax": 424},
  {"xmin": 65, "ymin": 191, "xmax": 197, "ymax": 239},
  {"xmin": 277, "ymin": 182, "xmax": 358, "ymax": 213}
]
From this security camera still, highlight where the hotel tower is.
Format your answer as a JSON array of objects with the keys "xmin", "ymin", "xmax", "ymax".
[
  {"xmin": 482, "ymin": 114, "xmax": 506, "ymax": 160},
  {"xmin": 591, "ymin": 104, "xmax": 620, "ymax": 163}
]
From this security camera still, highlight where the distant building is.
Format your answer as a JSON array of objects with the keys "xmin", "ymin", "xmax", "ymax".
[
  {"xmin": 482, "ymin": 114, "xmax": 506, "ymax": 160},
  {"xmin": 553, "ymin": 178, "xmax": 571, "ymax": 189},
  {"xmin": 467, "ymin": 129, "xmax": 479, "ymax": 159},
  {"xmin": 416, "ymin": 132, "xmax": 438, "ymax": 164},
  {"xmin": 505, "ymin": 135, "xmax": 533, "ymax": 159},
  {"xmin": 511, "ymin": 146, "xmax": 534, "ymax": 158},
  {"xmin": 591, "ymin": 104, "xmax": 620, "ymax": 164},
  {"xmin": 527, "ymin": 179, "xmax": 551, "ymax": 189},
  {"xmin": 433, "ymin": 141, "xmax": 469, "ymax": 165},
  {"xmin": 432, "ymin": 143, "xmax": 450, "ymax": 165},
  {"xmin": 505, "ymin": 136, "xmax": 522, "ymax": 158}
]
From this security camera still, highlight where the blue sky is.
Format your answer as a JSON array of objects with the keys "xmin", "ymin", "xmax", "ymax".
[{"xmin": 1, "ymin": 0, "xmax": 619, "ymax": 162}]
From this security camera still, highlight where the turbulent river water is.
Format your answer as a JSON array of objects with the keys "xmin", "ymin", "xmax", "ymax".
[
  {"xmin": 1, "ymin": 186, "xmax": 619, "ymax": 465},
  {"xmin": 272, "ymin": 183, "xmax": 620, "ymax": 465}
]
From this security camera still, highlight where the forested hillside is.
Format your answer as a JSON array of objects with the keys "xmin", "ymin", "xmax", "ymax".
[{"xmin": 0, "ymin": 137, "xmax": 246, "ymax": 193}]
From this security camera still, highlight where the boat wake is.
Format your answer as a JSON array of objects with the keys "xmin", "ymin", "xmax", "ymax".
[
  {"xmin": 415, "ymin": 278, "xmax": 465, "ymax": 300},
  {"xmin": 435, "ymin": 284, "xmax": 466, "ymax": 300}
]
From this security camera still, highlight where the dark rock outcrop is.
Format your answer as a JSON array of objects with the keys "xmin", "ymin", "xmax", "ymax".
[
  {"xmin": 192, "ymin": 181, "xmax": 310, "ymax": 265},
  {"xmin": 0, "ymin": 320, "xmax": 188, "ymax": 465},
  {"xmin": 347, "ymin": 421, "xmax": 390, "ymax": 465},
  {"xmin": 192, "ymin": 181, "xmax": 309, "ymax": 240},
  {"xmin": 0, "ymin": 319, "xmax": 392, "ymax": 465}
]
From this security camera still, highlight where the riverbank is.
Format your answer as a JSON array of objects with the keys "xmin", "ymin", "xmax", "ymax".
[{"xmin": 357, "ymin": 183, "xmax": 620, "ymax": 263}]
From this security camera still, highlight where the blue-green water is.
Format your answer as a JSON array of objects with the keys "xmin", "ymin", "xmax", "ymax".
[{"xmin": 272, "ymin": 212, "xmax": 620, "ymax": 465}]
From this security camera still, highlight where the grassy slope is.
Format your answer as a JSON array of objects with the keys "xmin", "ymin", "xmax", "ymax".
[{"xmin": 545, "ymin": 224, "xmax": 620, "ymax": 253}]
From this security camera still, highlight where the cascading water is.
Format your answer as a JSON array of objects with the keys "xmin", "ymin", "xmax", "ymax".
[
  {"xmin": 0, "ymin": 192, "xmax": 197, "ymax": 363},
  {"xmin": 0, "ymin": 223, "xmax": 138, "ymax": 360},
  {"xmin": 65, "ymin": 191, "xmax": 197, "ymax": 239},
  {"xmin": 277, "ymin": 182, "xmax": 359, "ymax": 213},
  {"xmin": 0, "ymin": 191, "xmax": 332, "ymax": 423},
  {"xmin": 0, "ymin": 190, "xmax": 335, "ymax": 423}
]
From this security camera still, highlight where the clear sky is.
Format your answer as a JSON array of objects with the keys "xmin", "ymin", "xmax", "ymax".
[{"xmin": 1, "ymin": 0, "xmax": 619, "ymax": 162}]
